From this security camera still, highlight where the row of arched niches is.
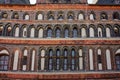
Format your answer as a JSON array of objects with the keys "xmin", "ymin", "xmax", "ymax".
[
  {"xmin": 0, "ymin": 23, "xmax": 120, "ymax": 38},
  {"xmin": 0, "ymin": 10, "xmax": 120, "ymax": 21}
]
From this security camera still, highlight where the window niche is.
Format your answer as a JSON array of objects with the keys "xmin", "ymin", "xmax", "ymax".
[
  {"xmin": 113, "ymin": 12, "xmax": 120, "ymax": 20},
  {"xmin": 67, "ymin": 11, "xmax": 74, "ymax": 20},
  {"xmin": 100, "ymin": 12, "xmax": 108, "ymax": 20},
  {"xmin": 47, "ymin": 11, "xmax": 54, "ymax": 21},
  {"xmin": 12, "ymin": 12, "xmax": 19, "ymax": 19},
  {"xmin": 2, "ymin": 12, "xmax": 8, "ymax": 19}
]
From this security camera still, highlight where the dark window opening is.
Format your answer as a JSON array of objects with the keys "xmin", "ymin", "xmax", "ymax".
[
  {"xmin": 115, "ymin": 54, "xmax": 120, "ymax": 70},
  {"xmin": 22, "ymin": 56, "xmax": 27, "ymax": 65},
  {"xmin": 0, "ymin": 55, "xmax": 9, "ymax": 71},
  {"xmin": 98, "ymin": 55, "xmax": 102, "ymax": 63}
]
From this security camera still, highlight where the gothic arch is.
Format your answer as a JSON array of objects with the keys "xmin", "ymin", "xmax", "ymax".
[
  {"xmin": 12, "ymin": 24, "xmax": 20, "ymax": 37},
  {"xmin": 20, "ymin": 24, "xmax": 28, "ymax": 37},
  {"xmin": 36, "ymin": 11, "xmax": 44, "ymax": 20},
  {"xmin": 4, "ymin": 23, "xmax": 12, "ymax": 36},
  {"xmin": 12, "ymin": 12, "xmax": 19, "ymax": 19},
  {"xmin": 80, "ymin": 24, "xmax": 87, "ymax": 38}
]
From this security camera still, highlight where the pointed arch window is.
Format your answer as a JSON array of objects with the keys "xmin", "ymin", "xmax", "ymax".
[
  {"xmin": 89, "ymin": 49, "xmax": 94, "ymax": 70},
  {"xmin": 71, "ymin": 49, "xmax": 76, "ymax": 70},
  {"xmin": 30, "ymin": 27, "xmax": 35, "ymax": 38},
  {"xmin": 47, "ymin": 12, "xmax": 54, "ymax": 21},
  {"xmin": 89, "ymin": 27, "xmax": 95, "ymax": 37},
  {"xmin": 67, "ymin": 12, "xmax": 74, "ymax": 20},
  {"xmin": 22, "ymin": 49, "xmax": 28, "ymax": 71},
  {"xmin": 48, "ymin": 49, "xmax": 53, "ymax": 70},
  {"xmin": 13, "ymin": 50, "xmax": 19, "ymax": 70},
  {"xmin": 63, "ymin": 49, "xmax": 68, "ymax": 70},
  {"xmin": 90, "ymin": 13, "xmax": 95, "ymax": 20},
  {"xmin": 24, "ymin": 14, "xmax": 30, "ymax": 20},
  {"xmin": 115, "ymin": 54, "xmax": 120, "ymax": 70},
  {"xmin": 106, "ymin": 49, "xmax": 112, "ymax": 70},
  {"xmin": 78, "ymin": 13, "xmax": 84, "ymax": 20},
  {"xmin": 73, "ymin": 28, "xmax": 77, "ymax": 38},
  {"xmin": 0, "ymin": 26, "xmax": 3, "ymax": 36},
  {"xmin": 47, "ymin": 28, "xmax": 52, "ymax": 38},
  {"xmin": 31, "ymin": 50, "xmax": 36, "ymax": 71},
  {"xmin": 0, "ymin": 55, "xmax": 9, "ymax": 71},
  {"xmin": 55, "ymin": 49, "xmax": 61, "ymax": 70},
  {"xmin": 6, "ymin": 26, "xmax": 12, "ymax": 36},
  {"xmin": 81, "ymin": 28, "xmax": 86, "ymax": 38},
  {"xmin": 64, "ymin": 28, "xmax": 69, "ymax": 38},
  {"xmin": 39, "ymin": 50, "xmax": 45, "ymax": 71},
  {"xmin": 56, "ymin": 28, "xmax": 61, "ymax": 38},
  {"xmin": 15, "ymin": 27, "xmax": 19, "ymax": 37},
  {"xmin": 79, "ymin": 49, "xmax": 83, "ymax": 70},
  {"xmin": 22, "ymin": 27, "xmax": 27, "ymax": 37},
  {"xmin": 106, "ymin": 27, "xmax": 111, "ymax": 37},
  {"xmin": 37, "ymin": 13, "xmax": 43, "ymax": 20},
  {"xmin": 100, "ymin": 12, "xmax": 108, "ymax": 20},
  {"xmin": 97, "ymin": 49, "xmax": 102, "ymax": 70},
  {"xmin": 38, "ymin": 28, "xmax": 43, "ymax": 38},
  {"xmin": 98, "ymin": 27, "xmax": 103, "ymax": 37},
  {"xmin": 113, "ymin": 12, "xmax": 119, "ymax": 20},
  {"xmin": 114, "ymin": 25, "xmax": 119, "ymax": 37},
  {"xmin": 58, "ymin": 11, "xmax": 64, "ymax": 21},
  {"xmin": 12, "ymin": 12, "xmax": 19, "ymax": 19}
]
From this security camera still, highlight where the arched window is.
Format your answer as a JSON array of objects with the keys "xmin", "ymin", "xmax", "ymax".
[
  {"xmin": 78, "ymin": 13, "xmax": 84, "ymax": 20},
  {"xmin": 89, "ymin": 49, "xmax": 94, "ymax": 70},
  {"xmin": 24, "ymin": 14, "xmax": 29, "ymax": 20},
  {"xmin": 113, "ymin": 12, "xmax": 119, "ymax": 20},
  {"xmin": 55, "ymin": 49, "xmax": 61, "ymax": 70},
  {"xmin": 106, "ymin": 49, "xmax": 112, "ymax": 70},
  {"xmin": 0, "ymin": 26, "xmax": 3, "ymax": 36},
  {"xmin": 71, "ymin": 49, "xmax": 76, "ymax": 70},
  {"xmin": 30, "ymin": 28, "xmax": 35, "ymax": 38},
  {"xmin": 100, "ymin": 12, "xmax": 108, "ymax": 20},
  {"xmin": 89, "ymin": 27, "xmax": 95, "ymax": 37},
  {"xmin": 97, "ymin": 49, "xmax": 102, "ymax": 70},
  {"xmin": 13, "ymin": 50, "xmax": 19, "ymax": 70},
  {"xmin": 38, "ymin": 28, "xmax": 43, "ymax": 38},
  {"xmin": 22, "ymin": 49, "xmax": 28, "ymax": 71},
  {"xmin": 0, "ymin": 55, "xmax": 9, "ymax": 71},
  {"xmin": 48, "ymin": 49, "xmax": 53, "ymax": 70},
  {"xmin": 73, "ymin": 28, "xmax": 77, "ymax": 38},
  {"xmin": 0, "ymin": 49, "xmax": 9, "ymax": 71},
  {"xmin": 115, "ymin": 49, "xmax": 120, "ymax": 70},
  {"xmin": 89, "ymin": 13, "xmax": 95, "ymax": 20},
  {"xmin": 37, "ymin": 13, "xmax": 43, "ymax": 20},
  {"xmin": 79, "ymin": 49, "xmax": 83, "ymax": 70},
  {"xmin": 12, "ymin": 12, "xmax": 19, "ymax": 19},
  {"xmin": 6, "ymin": 26, "xmax": 12, "ymax": 36},
  {"xmin": 31, "ymin": 50, "xmax": 36, "ymax": 71},
  {"xmin": 64, "ymin": 28, "xmax": 69, "ymax": 38},
  {"xmin": 15, "ymin": 27, "xmax": 19, "ymax": 37},
  {"xmin": 47, "ymin": 28, "xmax": 52, "ymax": 38},
  {"xmin": 114, "ymin": 25, "xmax": 119, "ymax": 37},
  {"xmin": 81, "ymin": 28, "xmax": 86, "ymax": 38},
  {"xmin": 98, "ymin": 27, "xmax": 103, "ymax": 37},
  {"xmin": 40, "ymin": 50, "xmax": 45, "ymax": 70},
  {"xmin": 106, "ymin": 27, "xmax": 111, "ymax": 37},
  {"xmin": 55, "ymin": 28, "xmax": 61, "ymax": 38},
  {"xmin": 63, "ymin": 49, "xmax": 68, "ymax": 70},
  {"xmin": 2, "ymin": 12, "xmax": 8, "ymax": 19},
  {"xmin": 22, "ymin": 27, "xmax": 27, "ymax": 37},
  {"xmin": 58, "ymin": 11, "xmax": 64, "ymax": 21},
  {"xmin": 47, "ymin": 11, "xmax": 54, "ymax": 21},
  {"xmin": 67, "ymin": 12, "xmax": 74, "ymax": 20}
]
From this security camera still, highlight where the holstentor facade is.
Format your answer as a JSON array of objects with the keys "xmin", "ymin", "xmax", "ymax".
[{"xmin": 0, "ymin": 0, "xmax": 120, "ymax": 79}]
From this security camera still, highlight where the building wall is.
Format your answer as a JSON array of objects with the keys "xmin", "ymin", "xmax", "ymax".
[{"xmin": 0, "ymin": 4, "xmax": 120, "ymax": 79}]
